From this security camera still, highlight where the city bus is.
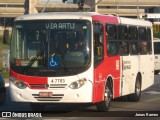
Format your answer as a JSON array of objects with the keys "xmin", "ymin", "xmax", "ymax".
[
  {"xmin": 154, "ymin": 38, "xmax": 160, "ymax": 74},
  {"xmin": 9, "ymin": 12, "xmax": 154, "ymax": 111}
]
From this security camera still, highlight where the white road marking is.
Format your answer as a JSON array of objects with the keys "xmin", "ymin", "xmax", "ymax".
[{"xmin": 143, "ymin": 91, "xmax": 160, "ymax": 94}]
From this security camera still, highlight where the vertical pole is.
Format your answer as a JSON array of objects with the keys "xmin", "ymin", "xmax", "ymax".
[
  {"xmin": 116, "ymin": 0, "xmax": 119, "ymax": 15},
  {"xmin": 41, "ymin": 0, "xmax": 50, "ymax": 13},
  {"xmin": 137, "ymin": 0, "xmax": 139, "ymax": 19}
]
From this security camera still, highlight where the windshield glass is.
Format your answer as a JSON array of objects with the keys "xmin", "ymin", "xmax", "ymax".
[{"xmin": 10, "ymin": 20, "xmax": 91, "ymax": 77}]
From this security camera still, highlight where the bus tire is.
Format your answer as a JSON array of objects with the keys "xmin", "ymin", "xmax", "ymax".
[
  {"xmin": 96, "ymin": 80, "xmax": 112, "ymax": 111},
  {"xmin": 30, "ymin": 103, "xmax": 45, "ymax": 111},
  {"xmin": 127, "ymin": 75, "xmax": 141, "ymax": 102},
  {"xmin": 154, "ymin": 71, "xmax": 159, "ymax": 75}
]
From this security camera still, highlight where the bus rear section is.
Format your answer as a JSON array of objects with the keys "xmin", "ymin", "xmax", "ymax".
[{"xmin": 154, "ymin": 39, "xmax": 160, "ymax": 74}]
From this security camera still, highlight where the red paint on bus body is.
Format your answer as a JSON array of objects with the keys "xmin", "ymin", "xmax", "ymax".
[
  {"xmin": 92, "ymin": 14, "xmax": 120, "ymax": 103},
  {"xmin": 10, "ymin": 70, "xmax": 47, "ymax": 89}
]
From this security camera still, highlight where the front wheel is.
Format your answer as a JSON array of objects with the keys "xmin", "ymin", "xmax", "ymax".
[{"xmin": 96, "ymin": 83, "xmax": 112, "ymax": 111}]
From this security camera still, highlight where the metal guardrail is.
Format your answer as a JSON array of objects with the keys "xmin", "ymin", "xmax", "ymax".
[
  {"xmin": 0, "ymin": 8, "xmax": 25, "ymax": 13},
  {"xmin": 0, "ymin": 0, "xmax": 25, "ymax": 4},
  {"xmin": 0, "ymin": 0, "xmax": 25, "ymax": 17},
  {"xmin": 99, "ymin": 0, "xmax": 160, "ymax": 6}
]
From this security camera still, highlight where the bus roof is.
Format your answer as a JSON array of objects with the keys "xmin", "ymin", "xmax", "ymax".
[
  {"xmin": 15, "ymin": 12, "xmax": 98, "ymax": 21},
  {"xmin": 118, "ymin": 17, "xmax": 152, "ymax": 27},
  {"xmin": 15, "ymin": 12, "xmax": 152, "ymax": 28}
]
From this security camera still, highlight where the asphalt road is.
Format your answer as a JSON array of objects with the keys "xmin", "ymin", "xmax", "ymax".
[{"xmin": 0, "ymin": 75, "xmax": 160, "ymax": 119}]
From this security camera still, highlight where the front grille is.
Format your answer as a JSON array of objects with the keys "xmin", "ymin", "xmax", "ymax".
[
  {"xmin": 49, "ymin": 84, "xmax": 67, "ymax": 88},
  {"xmin": 29, "ymin": 84, "xmax": 46, "ymax": 89},
  {"xmin": 29, "ymin": 84, "xmax": 68, "ymax": 89},
  {"xmin": 32, "ymin": 94, "xmax": 64, "ymax": 101}
]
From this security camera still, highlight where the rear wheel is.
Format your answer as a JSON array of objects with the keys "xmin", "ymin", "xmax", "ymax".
[
  {"xmin": 30, "ymin": 103, "xmax": 45, "ymax": 111},
  {"xmin": 127, "ymin": 75, "xmax": 141, "ymax": 102},
  {"xmin": 96, "ymin": 81, "xmax": 112, "ymax": 111},
  {"xmin": 154, "ymin": 71, "xmax": 159, "ymax": 75}
]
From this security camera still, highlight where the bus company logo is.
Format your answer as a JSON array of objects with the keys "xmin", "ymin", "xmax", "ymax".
[
  {"xmin": 122, "ymin": 61, "xmax": 131, "ymax": 70},
  {"xmin": 2, "ymin": 112, "xmax": 11, "ymax": 117}
]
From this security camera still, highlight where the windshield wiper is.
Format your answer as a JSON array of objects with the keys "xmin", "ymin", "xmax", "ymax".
[
  {"xmin": 27, "ymin": 56, "xmax": 38, "ymax": 68},
  {"xmin": 26, "ymin": 50, "xmax": 44, "ymax": 68}
]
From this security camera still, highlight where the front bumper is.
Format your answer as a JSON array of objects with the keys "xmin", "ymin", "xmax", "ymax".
[{"xmin": 9, "ymin": 80, "xmax": 93, "ymax": 103}]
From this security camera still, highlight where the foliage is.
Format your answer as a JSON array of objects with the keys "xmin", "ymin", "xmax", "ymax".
[
  {"xmin": 1, "ymin": 71, "xmax": 9, "ymax": 78},
  {"xmin": 153, "ymin": 32, "xmax": 160, "ymax": 39}
]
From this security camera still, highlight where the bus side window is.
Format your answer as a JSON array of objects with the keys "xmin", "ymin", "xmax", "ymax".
[
  {"xmin": 128, "ymin": 26, "xmax": 138, "ymax": 55},
  {"xmin": 94, "ymin": 34, "xmax": 103, "ymax": 56},
  {"xmin": 139, "ymin": 27, "xmax": 148, "ymax": 55},
  {"xmin": 119, "ymin": 41, "xmax": 128, "ymax": 55},
  {"xmin": 107, "ymin": 42, "xmax": 117, "ymax": 56},
  {"xmin": 118, "ymin": 25, "xmax": 129, "ymax": 56},
  {"xmin": 93, "ymin": 22, "xmax": 104, "ymax": 66},
  {"xmin": 146, "ymin": 28, "xmax": 152, "ymax": 54},
  {"xmin": 106, "ymin": 23, "xmax": 118, "ymax": 56},
  {"xmin": 129, "ymin": 43, "xmax": 138, "ymax": 55}
]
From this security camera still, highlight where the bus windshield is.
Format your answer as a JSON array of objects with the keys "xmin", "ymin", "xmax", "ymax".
[{"xmin": 10, "ymin": 20, "xmax": 91, "ymax": 77}]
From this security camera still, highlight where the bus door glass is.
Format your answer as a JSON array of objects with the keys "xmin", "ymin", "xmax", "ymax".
[{"xmin": 93, "ymin": 22, "xmax": 104, "ymax": 67}]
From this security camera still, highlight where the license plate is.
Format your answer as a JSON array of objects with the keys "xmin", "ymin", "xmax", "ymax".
[{"xmin": 39, "ymin": 92, "xmax": 53, "ymax": 97}]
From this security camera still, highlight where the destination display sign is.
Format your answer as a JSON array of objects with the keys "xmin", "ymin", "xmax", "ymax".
[{"xmin": 45, "ymin": 22, "xmax": 75, "ymax": 30}]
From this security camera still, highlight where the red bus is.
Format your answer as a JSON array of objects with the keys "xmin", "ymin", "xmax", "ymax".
[{"xmin": 9, "ymin": 12, "xmax": 154, "ymax": 111}]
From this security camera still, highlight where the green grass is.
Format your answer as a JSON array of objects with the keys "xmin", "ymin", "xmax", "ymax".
[
  {"xmin": 0, "ymin": 35, "xmax": 10, "ymax": 72},
  {"xmin": 153, "ymin": 32, "xmax": 160, "ymax": 39},
  {"xmin": 1, "ymin": 71, "xmax": 9, "ymax": 78}
]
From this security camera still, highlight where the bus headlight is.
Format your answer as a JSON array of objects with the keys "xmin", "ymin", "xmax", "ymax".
[
  {"xmin": 10, "ymin": 77, "xmax": 27, "ymax": 89},
  {"xmin": 69, "ymin": 78, "xmax": 87, "ymax": 89}
]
